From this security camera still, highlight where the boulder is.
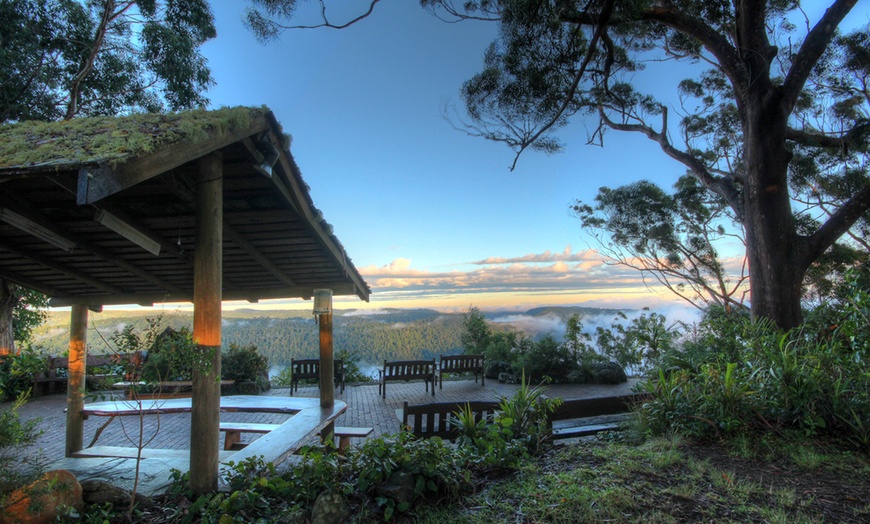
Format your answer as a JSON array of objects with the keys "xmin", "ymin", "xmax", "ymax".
[
  {"xmin": 310, "ymin": 490, "xmax": 350, "ymax": 524},
  {"xmin": 1, "ymin": 470, "xmax": 83, "ymax": 524},
  {"xmin": 589, "ymin": 361, "xmax": 627, "ymax": 384},
  {"xmin": 375, "ymin": 470, "xmax": 415, "ymax": 508}
]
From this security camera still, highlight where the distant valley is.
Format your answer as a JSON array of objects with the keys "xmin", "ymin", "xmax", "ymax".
[{"xmin": 30, "ymin": 306, "xmax": 632, "ymax": 372}]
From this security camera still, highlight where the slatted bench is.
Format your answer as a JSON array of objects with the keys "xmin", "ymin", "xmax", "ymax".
[
  {"xmin": 288, "ymin": 358, "xmax": 345, "ymax": 395},
  {"xmin": 399, "ymin": 400, "xmax": 501, "ymax": 440},
  {"xmin": 378, "ymin": 359, "xmax": 436, "ymax": 399},
  {"xmin": 547, "ymin": 393, "xmax": 651, "ymax": 439},
  {"xmin": 438, "ymin": 354, "xmax": 485, "ymax": 389}
]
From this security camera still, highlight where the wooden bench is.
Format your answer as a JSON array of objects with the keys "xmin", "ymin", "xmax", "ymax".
[
  {"xmin": 288, "ymin": 358, "xmax": 345, "ymax": 395},
  {"xmin": 332, "ymin": 426, "xmax": 374, "ymax": 451},
  {"xmin": 547, "ymin": 393, "xmax": 651, "ymax": 439},
  {"xmin": 220, "ymin": 421, "xmax": 281, "ymax": 450},
  {"xmin": 32, "ymin": 352, "xmax": 143, "ymax": 396},
  {"xmin": 399, "ymin": 400, "xmax": 501, "ymax": 440},
  {"xmin": 378, "ymin": 359, "xmax": 436, "ymax": 399},
  {"xmin": 438, "ymin": 354, "xmax": 485, "ymax": 389}
]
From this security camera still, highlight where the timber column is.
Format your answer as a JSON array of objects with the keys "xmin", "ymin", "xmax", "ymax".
[
  {"xmin": 190, "ymin": 152, "xmax": 223, "ymax": 494},
  {"xmin": 314, "ymin": 289, "xmax": 335, "ymax": 444},
  {"xmin": 65, "ymin": 304, "xmax": 88, "ymax": 456}
]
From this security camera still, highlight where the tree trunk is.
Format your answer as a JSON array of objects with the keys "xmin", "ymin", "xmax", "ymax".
[
  {"xmin": 0, "ymin": 279, "xmax": 17, "ymax": 356},
  {"xmin": 741, "ymin": 92, "xmax": 806, "ymax": 330}
]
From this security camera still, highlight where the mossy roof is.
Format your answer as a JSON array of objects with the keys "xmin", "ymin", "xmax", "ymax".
[{"xmin": 0, "ymin": 106, "xmax": 270, "ymax": 172}]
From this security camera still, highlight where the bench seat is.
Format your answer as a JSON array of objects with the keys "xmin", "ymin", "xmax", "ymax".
[
  {"xmin": 333, "ymin": 426, "xmax": 373, "ymax": 450},
  {"xmin": 219, "ymin": 422, "xmax": 282, "ymax": 450}
]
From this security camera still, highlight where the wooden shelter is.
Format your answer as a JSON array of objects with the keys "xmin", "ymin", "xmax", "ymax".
[{"xmin": 0, "ymin": 106, "xmax": 370, "ymax": 492}]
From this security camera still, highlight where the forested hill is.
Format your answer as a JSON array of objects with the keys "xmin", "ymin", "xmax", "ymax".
[{"xmin": 30, "ymin": 306, "xmax": 627, "ymax": 369}]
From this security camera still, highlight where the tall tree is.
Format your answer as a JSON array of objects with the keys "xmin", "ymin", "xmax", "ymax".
[
  {"xmin": 0, "ymin": 0, "xmax": 216, "ymax": 353},
  {"xmin": 246, "ymin": 0, "xmax": 870, "ymax": 329},
  {"xmin": 0, "ymin": 0, "xmax": 215, "ymax": 122}
]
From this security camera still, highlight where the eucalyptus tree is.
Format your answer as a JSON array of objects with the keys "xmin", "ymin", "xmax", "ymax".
[
  {"xmin": 0, "ymin": 0, "xmax": 216, "ymax": 353},
  {"xmin": 0, "ymin": 0, "xmax": 215, "ymax": 122},
  {"xmin": 245, "ymin": 0, "xmax": 869, "ymax": 329}
]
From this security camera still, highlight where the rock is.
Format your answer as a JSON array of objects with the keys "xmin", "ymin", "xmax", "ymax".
[
  {"xmin": 589, "ymin": 361, "xmax": 627, "ymax": 384},
  {"xmin": 310, "ymin": 490, "xmax": 350, "ymax": 524},
  {"xmin": 485, "ymin": 361, "xmax": 511, "ymax": 380},
  {"xmin": 498, "ymin": 372, "xmax": 519, "ymax": 384},
  {"xmin": 79, "ymin": 479, "xmax": 151, "ymax": 508},
  {"xmin": 0, "ymin": 470, "xmax": 83, "ymax": 524},
  {"xmin": 375, "ymin": 470, "xmax": 415, "ymax": 508}
]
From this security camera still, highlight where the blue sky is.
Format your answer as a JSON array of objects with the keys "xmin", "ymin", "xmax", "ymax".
[{"xmin": 199, "ymin": 2, "xmax": 866, "ymax": 313}]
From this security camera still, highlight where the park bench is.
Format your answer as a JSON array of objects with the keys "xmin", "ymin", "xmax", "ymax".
[
  {"xmin": 288, "ymin": 358, "xmax": 345, "ymax": 395},
  {"xmin": 399, "ymin": 400, "xmax": 501, "ymax": 440},
  {"xmin": 378, "ymin": 359, "xmax": 436, "ymax": 399},
  {"xmin": 32, "ymin": 352, "xmax": 143, "ymax": 397},
  {"xmin": 438, "ymin": 354, "xmax": 485, "ymax": 389},
  {"xmin": 546, "ymin": 392, "xmax": 651, "ymax": 439}
]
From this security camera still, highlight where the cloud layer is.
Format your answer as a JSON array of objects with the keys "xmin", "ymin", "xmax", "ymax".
[{"xmin": 349, "ymin": 245, "xmax": 728, "ymax": 310}]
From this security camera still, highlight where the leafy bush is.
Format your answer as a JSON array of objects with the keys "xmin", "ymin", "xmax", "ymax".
[
  {"xmin": 0, "ymin": 348, "xmax": 49, "ymax": 401},
  {"xmin": 137, "ymin": 327, "xmax": 198, "ymax": 383},
  {"xmin": 634, "ymin": 271, "xmax": 870, "ymax": 447},
  {"xmin": 0, "ymin": 393, "xmax": 44, "ymax": 510},
  {"xmin": 221, "ymin": 344, "xmax": 269, "ymax": 390}
]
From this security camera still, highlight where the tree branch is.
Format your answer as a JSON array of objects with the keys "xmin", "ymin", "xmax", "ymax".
[
  {"xmin": 598, "ymin": 107, "xmax": 744, "ymax": 221},
  {"xmin": 785, "ymin": 120, "xmax": 870, "ymax": 153},
  {"xmin": 271, "ymin": 0, "xmax": 382, "ymax": 30},
  {"xmin": 504, "ymin": 0, "xmax": 617, "ymax": 171},
  {"xmin": 804, "ymin": 184, "xmax": 870, "ymax": 268},
  {"xmin": 782, "ymin": 0, "xmax": 858, "ymax": 112}
]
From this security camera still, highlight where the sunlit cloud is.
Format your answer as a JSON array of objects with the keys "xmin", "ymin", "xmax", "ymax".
[{"xmin": 356, "ymin": 246, "xmax": 674, "ymax": 310}]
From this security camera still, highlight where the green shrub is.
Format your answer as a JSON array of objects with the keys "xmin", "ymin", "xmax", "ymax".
[
  {"xmin": 635, "ymin": 274, "xmax": 870, "ymax": 447},
  {"xmin": 0, "ymin": 348, "xmax": 49, "ymax": 401},
  {"xmin": 221, "ymin": 344, "xmax": 269, "ymax": 390},
  {"xmin": 0, "ymin": 393, "xmax": 44, "ymax": 508}
]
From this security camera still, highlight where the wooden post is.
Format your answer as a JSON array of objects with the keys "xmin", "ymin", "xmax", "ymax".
[
  {"xmin": 65, "ymin": 304, "xmax": 87, "ymax": 457},
  {"xmin": 314, "ymin": 289, "xmax": 335, "ymax": 446},
  {"xmin": 190, "ymin": 152, "xmax": 223, "ymax": 494},
  {"xmin": 314, "ymin": 289, "xmax": 334, "ymax": 409}
]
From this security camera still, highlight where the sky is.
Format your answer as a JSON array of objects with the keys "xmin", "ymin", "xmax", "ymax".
[{"xmin": 195, "ymin": 1, "xmax": 867, "ymax": 314}]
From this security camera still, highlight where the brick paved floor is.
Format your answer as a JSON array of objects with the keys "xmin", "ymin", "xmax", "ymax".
[{"xmin": 11, "ymin": 376, "xmax": 642, "ymax": 469}]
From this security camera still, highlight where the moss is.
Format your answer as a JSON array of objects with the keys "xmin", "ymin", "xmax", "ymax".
[{"xmin": 0, "ymin": 106, "xmax": 268, "ymax": 170}]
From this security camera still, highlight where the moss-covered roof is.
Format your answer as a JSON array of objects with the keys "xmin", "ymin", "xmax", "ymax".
[{"xmin": 0, "ymin": 106, "xmax": 267, "ymax": 171}]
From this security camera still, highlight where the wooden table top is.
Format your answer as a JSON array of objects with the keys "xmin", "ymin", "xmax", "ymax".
[{"xmin": 81, "ymin": 395, "xmax": 343, "ymax": 417}]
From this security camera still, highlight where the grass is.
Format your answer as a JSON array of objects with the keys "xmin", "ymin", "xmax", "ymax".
[{"xmin": 411, "ymin": 434, "xmax": 870, "ymax": 524}]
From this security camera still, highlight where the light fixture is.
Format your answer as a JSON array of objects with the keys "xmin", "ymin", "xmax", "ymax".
[
  {"xmin": 94, "ymin": 209, "xmax": 161, "ymax": 256},
  {"xmin": 253, "ymin": 135, "xmax": 281, "ymax": 178},
  {"xmin": 313, "ymin": 288, "xmax": 333, "ymax": 315},
  {"xmin": 0, "ymin": 208, "xmax": 77, "ymax": 252}
]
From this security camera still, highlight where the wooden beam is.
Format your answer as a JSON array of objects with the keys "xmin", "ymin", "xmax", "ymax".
[
  {"xmin": 0, "ymin": 196, "xmax": 184, "ymax": 294},
  {"xmin": 190, "ymin": 152, "xmax": 223, "ymax": 495},
  {"xmin": 77, "ymin": 117, "xmax": 269, "ymax": 205},
  {"xmin": 223, "ymin": 224, "xmax": 297, "ymax": 287},
  {"xmin": 0, "ymin": 240, "xmax": 124, "ymax": 294},
  {"xmin": 47, "ymin": 282, "xmax": 361, "ymax": 308},
  {"xmin": 0, "ymin": 268, "xmax": 66, "ymax": 297},
  {"xmin": 65, "ymin": 304, "xmax": 87, "ymax": 457},
  {"xmin": 267, "ymin": 136, "xmax": 369, "ymax": 303}
]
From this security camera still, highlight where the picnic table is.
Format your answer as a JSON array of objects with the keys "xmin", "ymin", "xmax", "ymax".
[
  {"xmin": 55, "ymin": 395, "xmax": 347, "ymax": 495},
  {"xmin": 111, "ymin": 380, "xmax": 235, "ymax": 399}
]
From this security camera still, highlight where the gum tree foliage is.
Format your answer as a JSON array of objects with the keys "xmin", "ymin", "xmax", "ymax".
[
  {"xmin": 0, "ymin": 0, "xmax": 216, "ymax": 122},
  {"xmin": 245, "ymin": 0, "xmax": 870, "ymax": 330},
  {"xmin": 0, "ymin": 0, "xmax": 216, "ymax": 354}
]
